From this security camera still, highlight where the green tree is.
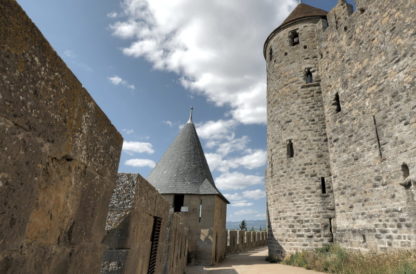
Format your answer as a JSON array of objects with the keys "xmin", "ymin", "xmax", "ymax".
[{"xmin": 239, "ymin": 220, "xmax": 247, "ymax": 231}]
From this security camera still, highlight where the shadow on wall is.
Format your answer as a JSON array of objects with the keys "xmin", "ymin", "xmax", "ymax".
[{"xmin": 267, "ymin": 206, "xmax": 285, "ymax": 261}]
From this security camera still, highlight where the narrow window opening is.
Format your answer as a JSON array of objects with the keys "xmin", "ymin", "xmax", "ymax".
[
  {"xmin": 305, "ymin": 68, "xmax": 313, "ymax": 83},
  {"xmin": 287, "ymin": 139, "xmax": 294, "ymax": 158},
  {"xmin": 289, "ymin": 30, "xmax": 299, "ymax": 46},
  {"xmin": 372, "ymin": 115, "xmax": 383, "ymax": 159},
  {"xmin": 269, "ymin": 47, "xmax": 273, "ymax": 61},
  {"xmin": 328, "ymin": 218, "xmax": 334, "ymax": 242},
  {"xmin": 321, "ymin": 177, "xmax": 327, "ymax": 194},
  {"xmin": 199, "ymin": 200, "xmax": 202, "ymax": 222},
  {"xmin": 333, "ymin": 93, "xmax": 341, "ymax": 112},
  {"xmin": 401, "ymin": 163, "xmax": 410, "ymax": 179},
  {"xmin": 362, "ymin": 234, "xmax": 366, "ymax": 243},
  {"xmin": 173, "ymin": 194, "xmax": 184, "ymax": 212},
  {"xmin": 148, "ymin": 216, "xmax": 162, "ymax": 274}
]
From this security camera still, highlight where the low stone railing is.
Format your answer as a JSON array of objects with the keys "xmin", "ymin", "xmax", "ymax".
[{"xmin": 226, "ymin": 230, "xmax": 267, "ymax": 254}]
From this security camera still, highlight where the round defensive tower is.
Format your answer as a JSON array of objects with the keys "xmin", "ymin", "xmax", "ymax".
[{"xmin": 264, "ymin": 3, "xmax": 336, "ymax": 259}]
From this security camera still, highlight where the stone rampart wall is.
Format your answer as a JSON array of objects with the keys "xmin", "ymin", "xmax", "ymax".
[
  {"xmin": 102, "ymin": 173, "xmax": 188, "ymax": 274},
  {"xmin": 0, "ymin": 0, "xmax": 123, "ymax": 273},
  {"xmin": 319, "ymin": 0, "xmax": 416, "ymax": 251},
  {"xmin": 226, "ymin": 231, "xmax": 267, "ymax": 254}
]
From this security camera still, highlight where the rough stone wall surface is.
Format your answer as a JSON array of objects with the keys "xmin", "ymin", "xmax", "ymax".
[
  {"xmin": 105, "ymin": 173, "xmax": 138, "ymax": 231},
  {"xmin": 265, "ymin": 17, "xmax": 336, "ymax": 259},
  {"xmin": 265, "ymin": 0, "xmax": 416, "ymax": 257},
  {"xmin": 226, "ymin": 231, "xmax": 267, "ymax": 254},
  {"xmin": 164, "ymin": 213, "xmax": 188, "ymax": 274},
  {"xmin": 102, "ymin": 174, "xmax": 187, "ymax": 274},
  {"xmin": 0, "ymin": 1, "xmax": 123, "ymax": 273},
  {"xmin": 318, "ymin": 0, "xmax": 416, "ymax": 251},
  {"xmin": 162, "ymin": 194, "xmax": 227, "ymax": 265}
]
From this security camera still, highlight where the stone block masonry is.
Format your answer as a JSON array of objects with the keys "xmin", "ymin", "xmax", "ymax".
[
  {"xmin": 265, "ymin": 0, "xmax": 416, "ymax": 258},
  {"xmin": 318, "ymin": 0, "xmax": 416, "ymax": 252},
  {"xmin": 0, "ymin": 0, "xmax": 123, "ymax": 273},
  {"xmin": 102, "ymin": 174, "xmax": 188, "ymax": 274}
]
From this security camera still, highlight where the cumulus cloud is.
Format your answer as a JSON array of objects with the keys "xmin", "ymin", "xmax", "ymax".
[
  {"xmin": 224, "ymin": 193, "xmax": 243, "ymax": 201},
  {"xmin": 242, "ymin": 189, "xmax": 266, "ymax": 200},
  {"xmin": 215, "ymin": 172, "xmax": 263, "ymax": 190},
  {"xmin": 196, "ymin": 119, "xmax": 237, "ymax": 140},
  {"xmin": 206, "ymin": 149, "xmax": 266, "ymax": 173},
  {"xmin": 122, "ymin": 141, "xmax": 154, "ymax": 154},
  {"xmin": 125, "ymin": 158, "xmax": 156, "ymax": 168},
  {"xmin": 108, "ymin": 75, "xmax": 135, "ymax": 90},
  {"xmin": 111, "ymin": 0, "xmax": 296, "ymax": 124},
  {"xmin": 231, "ymin": 201, "xmax": 254, "ymax": 207}
]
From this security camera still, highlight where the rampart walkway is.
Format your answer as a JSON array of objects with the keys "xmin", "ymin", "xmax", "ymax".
[{"xmin": 186, "ymin": 247, "xmax": 323, "ymax": 274}]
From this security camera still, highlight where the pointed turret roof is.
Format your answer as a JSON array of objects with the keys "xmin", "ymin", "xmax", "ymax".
[
  {"xmin": 280, "ymin": 3, "xmax": 327, "ymax": 28},
  {"xmin": 147, "ymin": 112, "xmax": 229, "ymax": 204},
  {"xmin": 263, "ymin": 3, "xmax": 327, "ymax": 58}
]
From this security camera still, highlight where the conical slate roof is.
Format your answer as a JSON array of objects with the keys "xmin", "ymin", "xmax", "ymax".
[
  {"xmin": 280, "ymin": 3, "xmax": 327, "ymax": 28},
  {"xmin": 263, "ymin": 3, "xmax": 327, "ymax": 58},
  {"xmin": 147, "ymin": 117, "xmax": 229, "ymax": 203}
]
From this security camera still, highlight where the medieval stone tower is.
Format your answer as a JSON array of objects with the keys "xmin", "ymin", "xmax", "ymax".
[
  {"xmin": 264, "ymin": 4, "xmax": 335, "ymax": 258},
  {"xmin": 265, "ymin": 0, "xmax": 416, "ymax": 259},
  {"xmin": 148, "ymin": 111, "xmax": 229, "ymax": 265}
]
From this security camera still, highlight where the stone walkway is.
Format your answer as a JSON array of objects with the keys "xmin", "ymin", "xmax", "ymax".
[{"xmin": 186, "ymin": 247, "xmax": 323, "ymax": 274}]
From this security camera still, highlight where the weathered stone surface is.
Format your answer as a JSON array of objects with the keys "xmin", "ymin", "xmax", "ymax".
[
  {"xmin": 265, "ymin": 14, "xmax": 335, "ymax": 259},
  {"xmin": 162, "ymin": 194, "xmax": 227, "ymax": 265},
  {"xmin": 102, "ymin": 173, "xmax": 188, "ymax": 274},
  {"xmin": 226, "ymin": 231, "xmax": 267, "ymax": 254},
  {"xmin": 318, "ymin": 0, "xmax": 416, "ymax": 252},
  {"xmin": 265, "ymin": 0, "xmax": 416, "ymax": 258},
  {"xmin": 0, "ymin": 0, "xmax": 123, "ymax": 273}
]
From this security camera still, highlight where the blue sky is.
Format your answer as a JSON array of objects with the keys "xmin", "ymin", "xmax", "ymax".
[{"xmin": 17, "ymin": 0, "xmax": 355, "ymax": 222}]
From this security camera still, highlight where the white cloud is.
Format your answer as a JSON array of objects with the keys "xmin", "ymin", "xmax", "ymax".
[
  {"xmin": 237, "ymin": 150, "xmax": 267, "ymax": 170},
  {"xmin": 196, "ymin": 119, "xmax": 237, "ymax": 140},
  {"xmin": 231, "ymin": 201, "xmax": 254, "ymax": 207},
  {"xmin": 125, "ymin": 158, "xmax": 156, "ymax": 168},
  {"xmin": 122, "ymin": 141, "xmax": 154, "ymax": 154},
  {"xmin": 206, "ymin": 149, "xmax": 266, "ymax": 173},
  {"xmin": 107, "ymin": 11, "xmax": 119, "ymax": 18},
  {"xmin": 216, "ymin": 136, "xmax": 249, "ymax": 156},
  {"xmin": 224, "ymin": 193, "xmax": 242, "ymax": 201},
  {"xmin": 163, "ymin": 120, "xmax": 174, "ymax": 127},
  {"xmin": 215, "ymin": 172, "xmax": 263, "ymax": 190},
  {"xmin": 108, "ymin": 75, "xmax": 135, "ymax": 90},
  {"xmin": 122, "ymin": 128, "xmax": 135, "ymax": 135},
  {"xmin": 111, "ymin": 0, "xmax": 297, "ymax": 124},
  {"xmin": 242, "ymin": 189, "xmax": 266, "ymax": 200}
]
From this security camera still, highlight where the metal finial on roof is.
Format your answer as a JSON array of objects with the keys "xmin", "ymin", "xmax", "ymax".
[{"xmin": 187, "ymin": 106, "xmax": 194, "ymax": 124}]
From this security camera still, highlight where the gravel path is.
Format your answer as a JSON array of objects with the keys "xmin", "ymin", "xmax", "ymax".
[{"xmin": 186, "ymin": 247, "xmax": 324, "ymax": 274}]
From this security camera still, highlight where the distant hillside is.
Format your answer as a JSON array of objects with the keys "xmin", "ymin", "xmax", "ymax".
[{"xmin": 226, "ymin": 219, "xmax": 267, "ymax": 231}]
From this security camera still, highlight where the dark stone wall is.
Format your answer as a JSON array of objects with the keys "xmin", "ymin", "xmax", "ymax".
[{"xmin": 0, "ymin": 0, "xmax": 123, "ymax": 273}]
